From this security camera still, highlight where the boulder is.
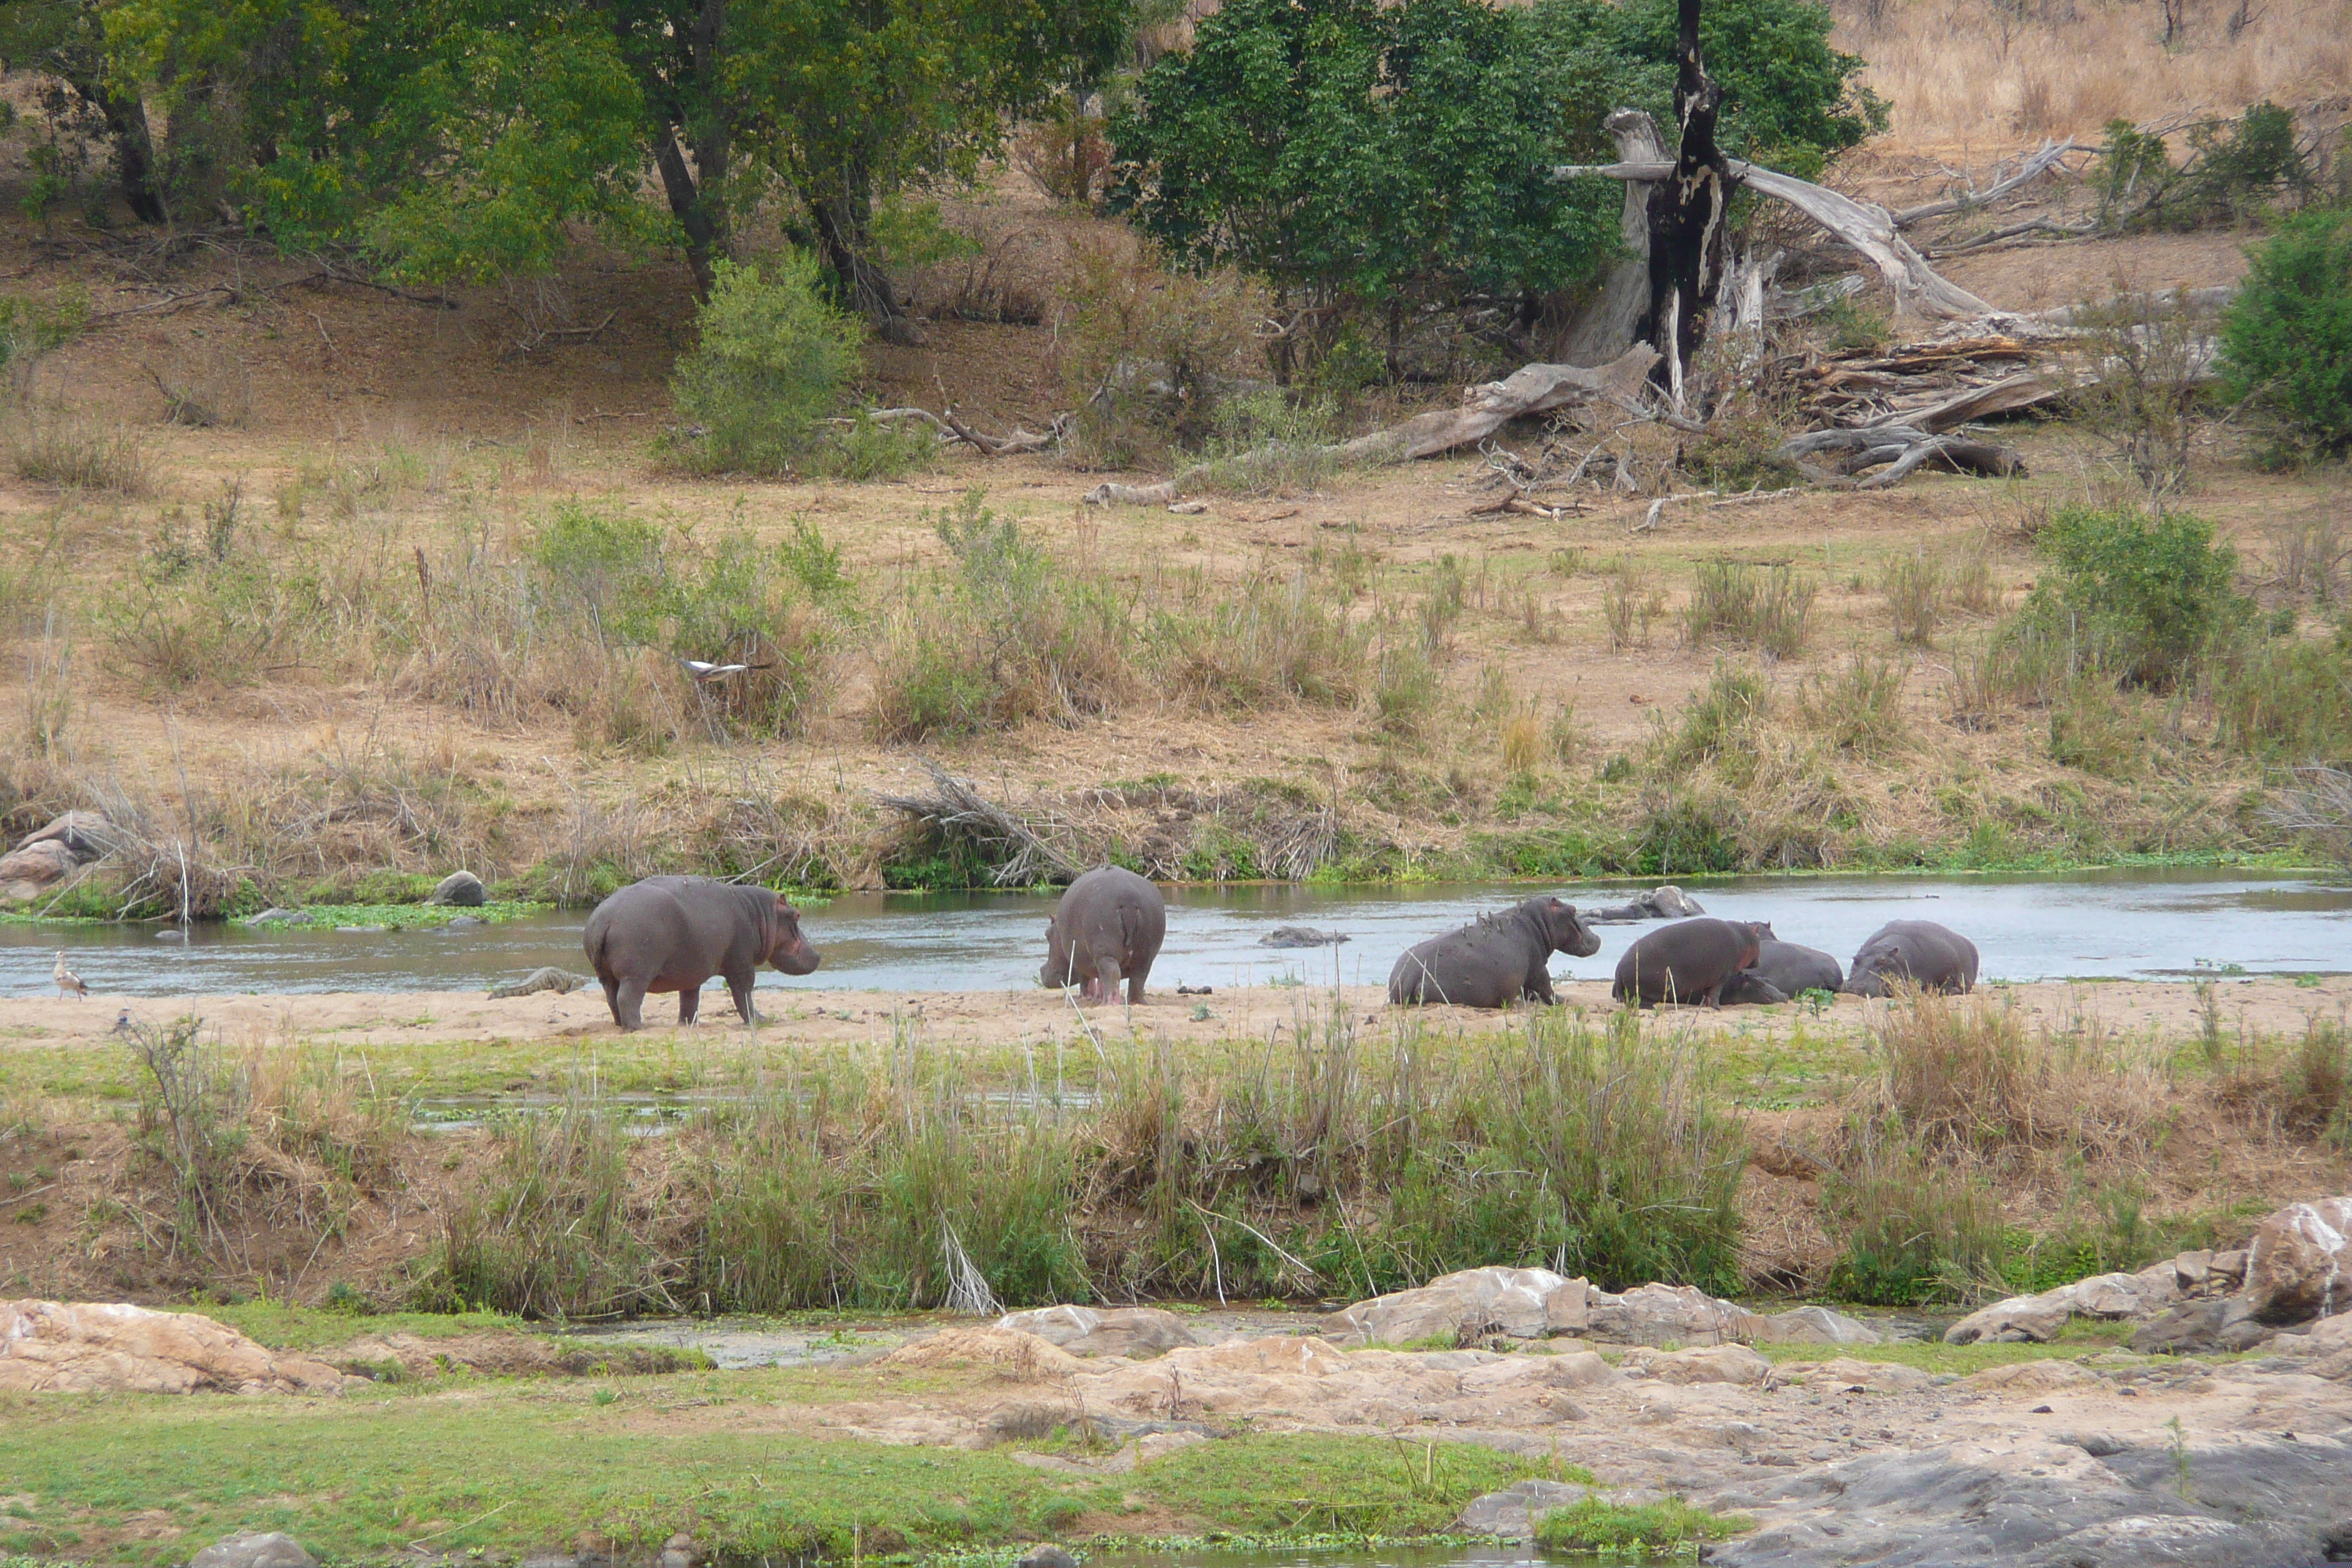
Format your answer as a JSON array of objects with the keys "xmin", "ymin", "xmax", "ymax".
[
  {"xmin": 426, "ymin": 870, "xmax": 488, "ymax": 907},
  {"xmin": 1322, "ymin": 1266, "xmax": 1582, "ymax": 1345},
  {"xmin": 1586, "ymin": 1282, "xmax": 1752, "ymax": 1346},
  {"xmin": 0, "ymin": 837, "xmax": 78, "ymax": 902},
  {"xmin": 1455, "ymin": 1479, "xmax": 1604, "ymax": 1537},
  {"xmin": 994, "ymin": 1305, "xmax": 1198, "ymax": 1359},
  {"xmin": 1754, "ymin": 1305, "xmax": 1881, "ymax": 1345},
  {"xmin": 2130, "ymin": 1296, "xmax": 2271, "ymax": 1355},
  {"xmin": 1017, "ymin": 1548, "xmax": 1077, "ymax": 1568},
  {"xmin": 2242, "ymin": 1197, "xmax": 2351, "ymax": 1324},
  {"xmin": 192, "ymin": 1535, "xmax": 318, "ymax": 1568},
  {"xmin": 19, "ymin": 810, "xmax": 115, "ymax": 860},
  {"xmin": 873, "ymin": 1327, "xmax": 1083, "ymax": 1381},
  {"xmin": 2272, "ymin": 1313, "xmax": 2352, "ymax": 1355},
  {"xmin": 0, "ymin": 1300, "xmax": 347, "ymax": 1395},
  {"xmin": 1457, "ymin": 1350, "xmax": 1621, "ymax": 1392}
]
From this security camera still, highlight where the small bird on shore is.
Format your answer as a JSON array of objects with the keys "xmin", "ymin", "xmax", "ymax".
[
  {"xmin": 110, "ymin": 1009, "xmax": 132, "ymax": 1034},
  {"xmin": 53, "ymin": 951, "xmax": 87, "ymax": 999}
]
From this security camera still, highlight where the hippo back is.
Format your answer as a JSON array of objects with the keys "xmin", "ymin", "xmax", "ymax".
[
  {"xmin": 1844, "ymin": 919, "xmax": 1978, "ymax": 995},
  {"xmin": 1753, "ymin": 939, "xmax": 1844, "ymax": 996}
]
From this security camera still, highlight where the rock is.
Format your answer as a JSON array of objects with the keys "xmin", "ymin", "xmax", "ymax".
[
  {"xmin": 2211, "ymin": 1248, "xmax": 2249, "ymax": 1286},
  {"xmin": 1640, "ymin": 1343, "xmax": 1773, "ymax": 1387},
  {"xmin": 1017, "ymin": 1548, "xmax": 1077, "ymax": 1568},
  {"xmin": 1135, "ymin": 1431, "xmax": 1208, "ymax": 1464},
  {"xmin": 1586, "ymin": 1281, "xmax": 1752, "ymax": 1346},
  {"xmin": 2243, "ymin": 1196, "xmax": 2352, "ymax": 1324},
  {"xmin": 20, "ymin": 811, "xmax": 116, "ymax": 861},
  {"xmin": 191, "ymin": 1534, "xmax": 317, "ymax": 1568},
  {"xmin": 1322, "ymin": 1266, "xmax": 1580, "ymax": 1345},
  {"xmin": 0, "ymin": 836, "xmax": 78, "ymax": 901},
  {"xmin": 658, "ymin": 1533, "xmax": 696, "ymax": 1568},
  {"xmin": 1177, "ymin": 1335, "xmax": 1347, "ymax": 1376},
  {"xmin": 1754, "ymin": 1305, "xmax": 1881, "ymax": 1345},
  {"xmin": 426, "ymin": 870, "xmax": 488, "ymax": 907},
  {"xmin": 1258, "ymin": 926, "xmax": 1348, "ymax": 948},
  {"xmin": 1458, "ymin": 1350, "xmax": 1622, "ymax": 1392},
  {"xmin": 444, "ymin": 915, "xmax": 485, "ymax": 930},
  {"xmin": 1947, "ymin": 1294, "xmax": 2079, "ymax": 1346},
  {"xmin": 1801, "ymin": 1357, "xmax": 1933, "ymax": 1392},
  {"xmin": 2131, "ymin": 1296, "xmax": 2272, "ymax": 1355},
  {"xmin": 1455, "ymin": 1478, "xmax": 1601, "ymax": 1537},
  {"xmin": 2273, "ymin": 1313, "xmax": 2352, "ymax": 1355},
  {"xmin": 2174, "ymin": 1249, "xmax": 2214, "ymax": 1290},
  {"xmin": 1959, "ymin": 1360, "xmax": 2097, "ymax": 1394},
  {"xmin": 875, "ymin": 1328, "xmax": 1084, "ymax": 1382},
  {"xmin": 0, "ymin": 1300, "xmax": 347, "ymax": 1395},
  {"xmin": 994, "ymin": 1305, "xmax": 1199, "ymax": 1360}
]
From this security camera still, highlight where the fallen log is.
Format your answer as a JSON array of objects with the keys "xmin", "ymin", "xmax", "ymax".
[
  {"xmin": 876, "ymin": 761, "xmax": 1085, "ymax": 886},
  {"xmin": 1888, "ymin": 139, "xmax": 2088, "ymax": 227},
  {"xmin": 1335, "ymin": 343, "xmax": 1659, "ymax": 461},
  {"xmin": 1779, "ymin": 424, "xmax": 2026, "ymax": 486}
]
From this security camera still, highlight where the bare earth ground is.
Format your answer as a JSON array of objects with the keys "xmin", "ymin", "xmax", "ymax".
[{"xmin": 4, "ymin": 975, "xmax": 2351, "ymax": 1049}]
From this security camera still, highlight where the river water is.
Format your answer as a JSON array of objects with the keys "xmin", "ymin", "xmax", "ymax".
[{"xmin": 4, "ymin": 867, "xmax": 2347, "ymax": 999}]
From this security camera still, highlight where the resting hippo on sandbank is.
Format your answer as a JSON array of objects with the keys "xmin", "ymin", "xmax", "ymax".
[
  {"xmin": 1041, "ymin": 866, "xmax": 1166, "ymax": 1005},
  {"xmin": 1719, "ymin": 939, "xmax": 1846, "ymax": 1006},
  {"xmin": 1843, "ymin": 919, "xmax": 1979, "ymax": 996},
  {"xmin": 1387, "ymin": 897, "xmax": 1601, "ymax": 1008},
  {"xmin": 1612, "ymin": 918, "xmax": 1772, "ymax": 1009},
  {"xmin": 584, "ymin": 875, "xmax": 821, "ymax": 1030},
  {"xmin": 1583, "ymin": 884, "xmax": 1708, "ymax": 924}
]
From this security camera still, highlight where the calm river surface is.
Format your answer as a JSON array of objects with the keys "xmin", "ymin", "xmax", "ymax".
[{"xmin": 4, "ymin": 867, "xmax": 2347, "ymax": 998}]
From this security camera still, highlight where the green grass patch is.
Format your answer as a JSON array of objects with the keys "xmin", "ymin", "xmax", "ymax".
[
  {"xmin": 1746, "ymin": 1318, "xmax": 2154, "ymax": 1375},
  {"xmin": 1536, "ymin": 1497, "xmax": 1749, "ymax": 1552},
  {"xmin": 184, "ymin": 1302, "xmax": 523, "ymax": 1353},
  {"xmin": 0, "ymin": 1392, "xmax": 1553, "ymax": 1566}
]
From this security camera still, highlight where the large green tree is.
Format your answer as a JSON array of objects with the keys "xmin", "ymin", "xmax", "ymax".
[{"xmin": 2, "ymin": 0, "xmax": 1128, "ymax": 321}]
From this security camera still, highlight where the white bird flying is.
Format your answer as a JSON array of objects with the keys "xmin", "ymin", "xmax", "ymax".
[
  {"xmin": 53, "ymin": 951, "xmax": 87, "ymax": 999},
  {"xmin": 676, "ymin": 657, "xmax": 752, "ymax": 683}
]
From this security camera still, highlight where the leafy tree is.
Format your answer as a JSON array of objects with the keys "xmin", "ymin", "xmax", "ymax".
[
  {"xmin": 2222, "ymin": 202, "xmax": 2352, "ymax": 457},
  {"xmin": 1606, "ymin": 0, "xmax": 1883, "ymax": 177}
]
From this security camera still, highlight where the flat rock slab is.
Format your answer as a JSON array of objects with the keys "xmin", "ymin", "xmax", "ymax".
[
  {"xmin": 0, "ymin": 1300, "xmax": 348, "ymax": 1395},
  {"xmin": 1455, "ymin": 1478, "xmax": 1667, "ymax": 1537},
  {"xmin": 192, "ymin": 1536, "xmax": 317, "ymax": 1568}
]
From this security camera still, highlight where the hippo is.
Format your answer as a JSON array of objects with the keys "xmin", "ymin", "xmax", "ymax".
[
  {"xmin": 1041, "ymin": 866, "xmax": 1166, "ymax": 1005},
  {"xmin": 1584, "ymin": 885, "xmax": 1708, "ymax": 924},
  {"xmin": 583, "ymin": 875, "xmax": 820, "ymax": 1031},
  {"xmin": 1719, "ymin": 939, "xmax": 1846, "ymax": 1006},
  {"xmin": 1387, "ymin": 897, "xmax": 1602, "ymax": 1008},
  {"xmin": 1842, "ymin": 919, "xmax": 1978, "ymax": 996},
  {"xmin": 1612, "ymin": 918, "xmax": 1774, "ymax": 1009}
]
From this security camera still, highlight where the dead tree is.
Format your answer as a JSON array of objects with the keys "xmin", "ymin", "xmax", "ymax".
[{"xmin": 1639, "ymin": 0, "xmax": 1741, "ymax": 409}]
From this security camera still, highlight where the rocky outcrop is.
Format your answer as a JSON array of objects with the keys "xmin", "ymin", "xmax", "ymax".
[
  {"xmin": 994, "ymin": 1305, "xmax": 1199, "ymax": 1359},
  {"xmin": 0, "ymin": 1300, "xmax": 348, "ymax": 1395},
  {"xmin": 191, "ymin": 1534, "xmax": 318, "ymax": 1568},
  {"xmin": 1948, "ymin": 1199, "xmax": 2352, "ymax": 1354},
  {"xmin": 1455, "ymin": 1478, "xmax": 1667, "ymax": 1538},
  {"xmin": 1322, "ymin": 1268, "xmax": 1875, "ymax": 1350},
  {"xmin": 0, "ymin": 812, "xmax": 113, "ymax": 903}
]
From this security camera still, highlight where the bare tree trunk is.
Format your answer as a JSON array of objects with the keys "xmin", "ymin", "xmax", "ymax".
[
  {"xmin": 1636, "ymin": 0, "xmax": 1739, "ymax": 407},
  {"xmin": 1557, "ymin": 109, "xmax": 1667, "ymax": 366},
  {"xmin": 650, "ymin": 0, "xmax": 731, "ymax": 298},
  {"xmin": 811, "ymin": 192, "xmax": 923, "ymax": 346}
]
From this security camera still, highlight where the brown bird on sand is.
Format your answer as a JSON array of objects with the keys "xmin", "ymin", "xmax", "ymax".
[{"xmin": 53, "ymin": 950, "xmax": 88, "ymax": 998}]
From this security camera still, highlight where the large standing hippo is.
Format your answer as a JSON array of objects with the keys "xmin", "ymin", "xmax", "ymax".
[
  {"xmin": 584, "ymin": 875, "xmax": 821, "ymax": 1031},
  {"xmin": 1719, "ymin": 939, "xmax": 1847, "ymax": 1005},
  {"xmin": 1843, "ymin": 919, "xmax": 1979, "ymax": 996},
  {"xmin": 1387, "ymin": 897, "xmax": 1601, "ymax": 1008},
  {"xmin": 1041, "ymin": 866, "xmax": 1166, "ymax": 1005},
  {"xmin": 1612, "ymin": 918, "xmax": 1772, "ymax": 1009}
]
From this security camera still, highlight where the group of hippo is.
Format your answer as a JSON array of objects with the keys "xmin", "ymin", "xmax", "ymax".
[{"xmin": 579, "ymin": 869, "xmax": 1979, "ymax": 1032}]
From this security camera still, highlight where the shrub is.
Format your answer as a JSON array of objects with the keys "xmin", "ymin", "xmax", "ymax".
[
  {"xmin": 1684, "ymin": 561, "xmax": 1814, "ymax": 657},
  {"xmin": 1153, "ymin": 568, "xmax": 1368, "ymax": 710},
  {"xmin": 1880, "ymin": 549, "xmax": 1945, "ymax": 645},
  {"xmin": 1655, "ymin": 662, "xmax": 1771, "ymax": 774},
  {"xmin": 871, "ymin": 491, "xmax": 1131, "ymax": 742},
  {"xmin": 2222, "ymin": 203, "xmax": 2352, "ymax": 458},
  {"xmin": 1823, "ymin": 1124, "xmax": 2005, "ymax": 1305},
  {"xmin": 1058, "ymin": 241, "xmax": 1263, "ymax": 465},
  {"xmin": 5, "ymin": 410, "xmax": 154, "ymax": 494},
  {"xmin": 2029, "ymin": 504, "xmax": 2249, "ymax": 689},
  {"xmin": 668, "ymin": 255, "xmax": 863, "ymax": 476},
  {"xmin": 1177, "ymin": 389, "xmax": 1344, "ymax": 496},
  {"xmin": 2214, "ymin": 630, "xmax": 2352, "ymax": 762}
]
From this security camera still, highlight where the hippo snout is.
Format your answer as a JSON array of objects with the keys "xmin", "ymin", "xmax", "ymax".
[
  {"xmin": 1566, "ymin": 924, "xmax": 1602, "ymax": 958},
  {"xmin": 774, "ymin": 936, "xmax": 821, "ymax": 976}
]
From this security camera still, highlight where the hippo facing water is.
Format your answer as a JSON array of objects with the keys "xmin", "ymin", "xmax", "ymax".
[
  {"xmin": 1843, "ymin": 919, "xmax": 1978, "ymax": 996},
  {"xmin": 1719, "ymin": 939, "xmax": 1847, "ymax": 1006},
  {"xmin": 1612, "ymin": 918, "xmax": 1773, "ymax": 1009},
  {"xmin": 1387, "ymin": 897, "xmax": 1601, "ymax": 1009},
  {"xmin": 1041, "ymin": 866, "xmax": 1166, "ymax": 1005},
  {"xmin": 584, "ymin": 875, "xmax": 821, "ymax": 1031}
]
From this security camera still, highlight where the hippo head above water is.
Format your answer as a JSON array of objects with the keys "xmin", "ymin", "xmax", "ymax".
[
  {"xmin": 1526, "ymin": 897, "xmax": 1602, "ymax": 958},
  {"xmin": 766, "ymin": 894, "xmax": 822, "ymax": 975}
]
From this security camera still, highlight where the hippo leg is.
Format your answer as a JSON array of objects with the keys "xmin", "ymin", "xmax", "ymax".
[
  {"xmin": 612, "ymin": 976, "xmax": 649, "ymax": 1033},
  {"xmin": 1126, "ymin": 962, "xmax": 1149, "ymax": 1006},
  {"xmin": 726, "ymin": 969, "xmax": 759, "ymax": 1026},
  {"xmin": 678, "ymin": 984, "xmax": 701, "ymax": 1027},
  {"xmin": 600, "ymin": 975, "xmax": 625, "ymax": 1029}
]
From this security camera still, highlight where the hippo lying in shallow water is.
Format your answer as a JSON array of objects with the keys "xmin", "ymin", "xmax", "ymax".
[
  {"xmin": 1612, "ymin": 918, "xmax": 1773, "ymax": 1008},
  {"xmin": 1583, "ymin": 885, "xmax": 1708, "ymax": 924},
  {"xmin": 584, "ymin": 875, "xmax": 820, "ymax": 1031},
  {"xmin": 1041, "ymin": 866, "xmax": 1166, "ymax": 1005},
  {"xmin": 1843, "ymin": 919, "xmax": 1978, "ymax": 996},
  {"xmin": 1719, "ymin": 939, "xmax": 1847, "ymax": 1006},
  {"xmin": 1387, "ymin": 896, "xmax": 1600, "ymax": 1008}
]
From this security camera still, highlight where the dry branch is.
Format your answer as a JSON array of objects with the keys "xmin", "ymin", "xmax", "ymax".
[
  {"xmin": 1338, "ymin": 343, "xmax": 1659, "ymax": 461},
  {"xmin": 1888, "ymin": 139, "xmax": 2089, "ymax": 227},
  {"xmin": 875, "ymin": 760, "xmax": 1085, "ymax": 886}
]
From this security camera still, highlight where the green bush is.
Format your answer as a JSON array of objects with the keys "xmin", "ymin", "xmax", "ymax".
[
  {"xmin": 2211, "ymin": 624, "xmax": 2352, "ymax": 761},
  {"xmin": 1823, "ymin": 1126, "xmax": 2005, "ymax": 1305},
  {"xmin": 2029, "ymin": 505, "xmax": 2249, "ymax": 689},
  {"xmin": 668, "ymin": 254, "xmax": 863, "ymax": 476},
  {"xmin": 2221, "ymin": 203, "xmax": 2352, "ymax": 457}
]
